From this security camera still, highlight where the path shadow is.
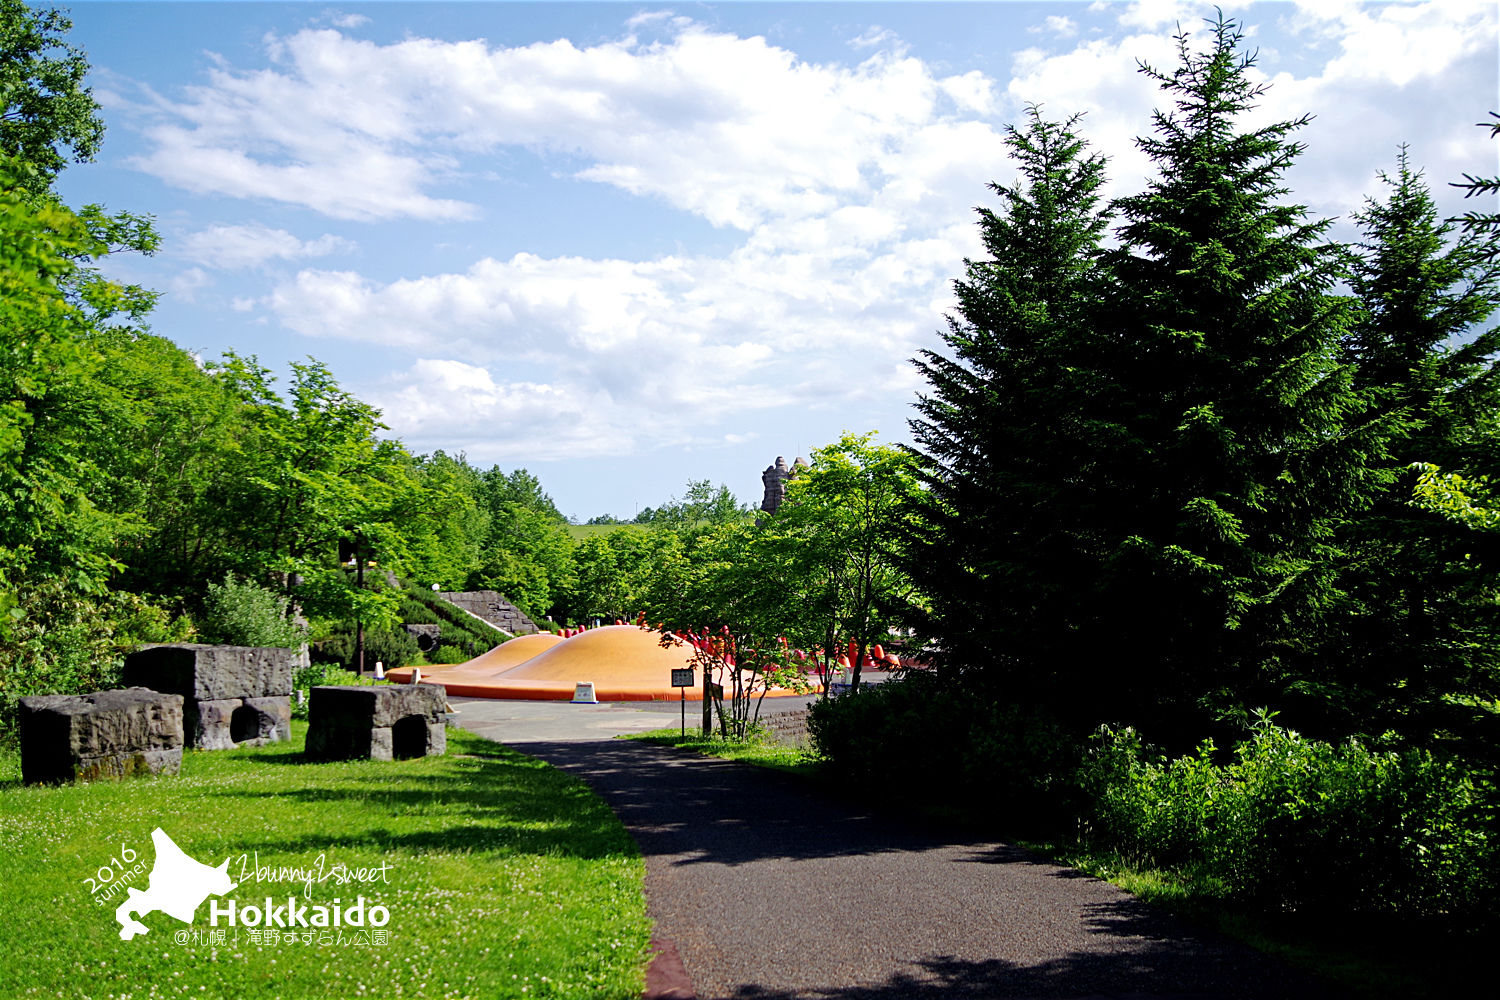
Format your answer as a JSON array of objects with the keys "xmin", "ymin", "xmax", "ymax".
[
  {"xmin": 716, "ymin": 944, "xmax": 1343, "ymax": 999},
  {"xmin": 517, "ymin": 738, "xmax": 1002, "ymax": 867},
  {"xmin": 517, "ymin": 739, "xmax": 1344, "ymax": 1000}
]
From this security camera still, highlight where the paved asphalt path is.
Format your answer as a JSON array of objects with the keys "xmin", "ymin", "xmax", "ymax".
[{"xmin": 510, "ymin": 737, "xmax": 1342, "ymax": 1000}]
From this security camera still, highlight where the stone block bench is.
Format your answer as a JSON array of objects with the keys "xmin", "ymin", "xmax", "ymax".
[
  {"xmin": 19, "ymin": 688, "xmax": 184, "ymax": 784},
  {"xmin": 305, "ymin": 684, "xmax": 448, "ymax": 762},
  {"xmin": 123, "ymin": 643, "xmax": 293, "ymax": 750}
]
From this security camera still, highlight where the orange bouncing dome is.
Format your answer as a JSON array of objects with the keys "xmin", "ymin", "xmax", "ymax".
[
  {"xmin": 387, "ymin": 631, "xmax": 563, "ymax": 686},
  {"xmin": 391, "ymin": 625, "xmax": 806, "ymax": 701}
]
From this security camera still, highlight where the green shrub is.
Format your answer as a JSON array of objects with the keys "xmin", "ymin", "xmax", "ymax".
[
  {"xmin": 198, "ymin": 574, "xmax": 308, "ymax": 648},
  {"xmin": 0, "ymin": 582, "xmax": 193, "ymax": 739},
  {"xmin": 427, "ymin": 644, "xmax": 471, "ymax": 665},
  {"xmin": 1078, "ymin": 717, "xmax": 1494, "ymax": 920},
  {"xmin": 397, "ymin": 594, "xmax": 441, "ymax": 625},
  {"xmin": 290, "ymin": 662, "xmax": 385, "ymax": 719},
  {"xmin": 808, "ymin": 672, "xmax": 1079, "ymax": 829},
  {"xmin": 399, "ymin": 584, "xmax": 507, "ymax": 650},
  {"xmin": 312, "ymin": 627, "xmax": 419, "ymax": 672}
]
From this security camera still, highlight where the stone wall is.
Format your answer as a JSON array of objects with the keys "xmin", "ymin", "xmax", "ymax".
[
  {"xmin": 761, "ymin": 708, "xmax": 811, "ymax": 749},
  {"xmin": 437, "ymin": 591, "xmax": 539, "ymax": 636}
]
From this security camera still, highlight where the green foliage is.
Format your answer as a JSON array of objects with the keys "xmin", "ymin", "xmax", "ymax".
[
  {"xmin": 467, "ymin": 466, "xmax": 574, "ymax": 617},
  {"xmin": 0, "ymin": 580, "xmax": 192, "ymax": 738},
  {"xmin": 1448, "ymin": 112, "xmax": 1500, "ymax": 237},
  {"xmin": 906, "ymin": 104, "xmax": 1111, "ymax": 680},
  {"xmin": 0, "ymin": 0, "xmax": 104, "ymax": 191},
  {"xmin": 909, "ymin": 17, "xmax": 1400, "ymax": 742},
  {"xmin": 425, "ymin": 643, "xmax": 471, "ymax": 665},
  {"xmin": 288, "ymin": 662, "xmax": 383, "ymax": 719},
  {"xmin": 633, "ymin": 479, "xmax": 747, "ymax": 527},
  {"xmin": 312, "ymin": 625, "xmax": 419, "ymax": 673},
  {"xmin": 566, "ymin": 525, "xmax": 684, "ymax": 622},
  {"xmin": 1078, "ymin": 717, "xmax": 1493, "ymax": 919},
  {"xmin": 0, "ymin": 156, "xmax": 147, "ymax": 600},
  {"xmin": 397, "ymin": 450, "xmax": 488, "ymax": 590},
  {"xmin": 767, "ymin": 432, "xmax": 922, "ymax": 688},
  {"xmin": 1320, "ymin": 149, "xmax": 1500, "ymax": 748},
  {"xmin": 807, "ymin": 672, "xmax": 1079, "ymax": 827},
  {"xmin": 196, "ymin": 573, "xmax": 308, "ymax": 648},
  {"xmin": 400, "ymin": 583, "xmax": 507, "ymax": 652}
]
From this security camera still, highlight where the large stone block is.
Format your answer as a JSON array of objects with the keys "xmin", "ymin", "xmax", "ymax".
[
  {"xmin": 20, "ymin": 688, "xmax": 184, "ymax": 785},
  {"xmin": 189, "ymin": 696, "xmax": 292, "ymax": 750},
  {"xmin": 306, "ymin": 684, "xmax": 448, "ymax": 762},
  {"xmin": 123, "ymin": 643, "xmax": 295, "ymax": 702}
]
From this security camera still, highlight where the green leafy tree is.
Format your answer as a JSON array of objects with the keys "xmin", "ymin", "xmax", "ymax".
[
  {"xmin": 642, "ymin": 520, "xmax": 812, "ymax": 738},
  {"xmin": 0, "ymin": 0, "xmax": 104, "ymax": 192},
  {"xmin": 769, "ymin": 432, "xmax": 922, "ymax": 692},
  {"xmin": 397, "ymin": 451, "xmax": 489, "ymax": 590},
  {"xmin": 467, "ymin": 466, "xmax": 574, "ymax": 617},
  {"xmin": 567, "ymin": 527, "xmax": 683, "ymax": 624},
  {"xmin": 634, "ymin": 480, "xmax": 747, "ymax": 529},
  {"xmin": 0, "ymin": 158, "xmax": 142, "ymax": 602}
]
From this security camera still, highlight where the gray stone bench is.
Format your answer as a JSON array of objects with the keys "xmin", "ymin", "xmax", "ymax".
[
  {"xmin": 305, "ymin": 684, "xmax": 448, "ymax": 761},
  {"xmin": 20, "ymin": 688, "xmax": 184, "ymax": 784},
  {"xmin": 123, "ymin": 643, "xmax": 293, "ymax": 750}
]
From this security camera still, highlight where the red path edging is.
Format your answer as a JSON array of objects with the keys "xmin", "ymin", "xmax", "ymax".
[{"xmin": 643, "ymin": 935, "xmax": 696, "ymax": 999}]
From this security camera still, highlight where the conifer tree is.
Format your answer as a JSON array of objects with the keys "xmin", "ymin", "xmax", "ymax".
[
  {"xmin": 1332, "ymin": 150, "xmax": 1500, "ymax": 744},
  {"xmin": 1064, "ymin": 15, "xmax": 1386, "ymax": 736},
  {"xmin": 906, "ymin": 105, "xmax": 1111, "ymax": 681}
]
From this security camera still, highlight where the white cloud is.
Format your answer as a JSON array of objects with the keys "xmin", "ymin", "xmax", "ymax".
[
  {"xmin": 1038, "ymin": 15, "xmax": 1078, "ymax": 37},
  {"xmin": 375, "ymin": 360, "xmax": 615, "ymax": 457},
  {"xmin": 136, "ymin": 6, "xmax": 1497, "ymax": 461},
  {"xmin": 179, "ymin": 223, "xmax": 354, "ymax": 269},
  {"xmin": 129, "ymin": 22, "xmax": 1006, "ymax": 229},
  {"xmin": 849, "ymin": 26, "xmax": 898, "ymax": 50},
  {"xmin": 939, "ymin": 70, "xmax": 997, "ymax": 115},
  {"xmin": 1007, "ymin": 1, "xmax": 1497, "ymax": 218},
  {"xmin": 168, "ymin": 267, "xmax": 212, "ymax": 302},
  {"xmin": 1117, "ymin": 0, "xmax": 1235, "ymax": 31}
]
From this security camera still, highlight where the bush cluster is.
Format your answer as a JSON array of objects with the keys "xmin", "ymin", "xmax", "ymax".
[
  {"xmin": 312, "ymin": 627, "xmax": 419, "ymax": 673},
  {"xmin": 197, "ymin": 574, "xmax": 309, "ymax": 648},
  {"xmin": 0, "ymin": 582, "xmax": 193, "ymax": 739},
  {"xmin": 399, "ymin": 586, "xmax": 507, "ymax": 659},
  {"xmin": 807, "ymin": 672, "xmax": 1079, "ymax": 829},
  {"xmin": 1079, "ymin": 719, "xmax": 1495, "ymax": 920},
  {"xmin": 811, "ymin": 675, "xmax": 1496, "ymax": 926}
]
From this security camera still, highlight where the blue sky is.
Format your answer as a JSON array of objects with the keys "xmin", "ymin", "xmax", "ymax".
[{"xmin": 50, "ymin": 1, "xmax": 1500, "ymax": 520}]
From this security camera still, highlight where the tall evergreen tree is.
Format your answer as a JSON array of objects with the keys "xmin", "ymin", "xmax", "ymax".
[
  {"xmin": 1084, "ymin": 15, "xmax": 1387, "ymax": 737},
  {"xmin": 1331, "ymin": 150, "xmax": 1500, "ymax": 746},
  {"xmin": 906, "ymin": 105, "xmax": 1111, "ymax": 682}
]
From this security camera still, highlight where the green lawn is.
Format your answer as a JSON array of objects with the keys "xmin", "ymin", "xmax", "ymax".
[
  {"xmin": 0, "ymin": 723, "xmax": 649, "ymax": 999},
  {"xmin": 626, "ymin": 727, "xmax": 818, "ymax": 775}
]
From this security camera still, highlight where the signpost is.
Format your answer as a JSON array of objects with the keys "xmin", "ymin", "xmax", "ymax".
[{"xmin": 671, "ymin": 668, "xmax": 695, "ymax": 737}]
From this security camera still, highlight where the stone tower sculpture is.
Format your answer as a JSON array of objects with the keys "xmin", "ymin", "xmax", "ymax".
[{"xmin": 760, "ymin": 455, "xmax": 809, "ymax": 517}]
